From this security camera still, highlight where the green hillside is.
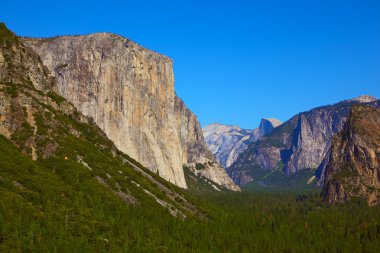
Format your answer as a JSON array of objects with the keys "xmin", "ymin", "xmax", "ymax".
[{"xmin": 2, "ymin": 132, "xmax": 380, "ymax": 252}]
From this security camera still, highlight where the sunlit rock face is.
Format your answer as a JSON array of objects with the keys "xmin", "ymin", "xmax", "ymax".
[
  {"xmin": 228, "ymin": 96, "xmax": 379, "ymax": 186},
  {"xmin": 321, "ymin": 106, "xmax": 380, "ymax": 205},
  {"xmin": 253, "ymin": 118, "xmax": 282, "ymax": 142},
  {"xmin": 203, "ymin": 123, "xmax": 253, "ymax": 168},
  {"xmin": 203, "ymin": 118, "xmax": 281, "ymax": 169},
  {"xmin": 286, "ymin": 96, "xmax": 379, "ymax": 174},
  {"xmin": 23, "ymin": 33, "xmax": 239, "ymax": 190}
]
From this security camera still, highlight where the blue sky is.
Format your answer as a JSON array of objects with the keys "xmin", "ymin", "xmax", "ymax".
[{"xmin": 2, "ymin": 0, "xmax": 380, "ymax": 129}]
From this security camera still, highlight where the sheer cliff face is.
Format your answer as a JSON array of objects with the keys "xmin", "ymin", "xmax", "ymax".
[
  {"xmin": 203, "ymin": 123, "xmax": 253, "ymax": 168},
  {"xmin": 202, "ymin": 118, "xmax": 281, "ymax": 169},
  {"xmin": 286, "ymin": 97, "xmax": 379, "ymax": 175},
  {"xmin": 23, "ymin": 34, "xmax": 238, "ymax": 190},
  {"xmin": 255, "ymin": 118, "xmax": 282, "ymax": 141},
  {"xmin": 175, "ymin": 98, "xmax": 239, "ymax": 190},
  {"xmin": 228, "ymin": 97, "xmax": 379, "ymax": 186},
  {"xmin": 175, "ymin": 97, "xmax": 214, "ymax": 164},
  {"xmin": 284, "ymin": 107, "xmax": 349, "ymax": 173},
  {"xmin": 322, "ymin": 106, "xmax": 380, "ymax": 205}
]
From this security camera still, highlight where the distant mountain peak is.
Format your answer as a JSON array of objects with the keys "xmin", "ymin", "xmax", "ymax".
[
  {"xmin": 261, "ymin": 118, "xmax": 282, "ymax": 127},
  {"xmin": 257, "ymin": 118, "xmax": 282, "ymax": 137},
  {"xmin": 346, "ymin": 95, "xmax": 377, "ymax": 103},
  {"xmin": 203, "ymin": 118, "xmax": 281, "ymax": 168}
]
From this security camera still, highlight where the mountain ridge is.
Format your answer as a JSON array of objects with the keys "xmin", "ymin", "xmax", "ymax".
[
  {"xmin": 228, "ymin": 96, "xmax": 379, "ymax": 187},
  {"xmin": 203, "ymin": 118, "xmax": 281, "ymax": 168}
]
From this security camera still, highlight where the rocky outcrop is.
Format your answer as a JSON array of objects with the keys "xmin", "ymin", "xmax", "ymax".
[
  {"xmin": 203, "ymin": 118, "xmax": 281, "ymax": 169},
  {"xmin": 228, "ymin": 96, "xmax": 379, "ymax": 186},
  {"xmin": 284, "ymin": 107, "xmax": 347, "ymax": 173},
  {"xmin": 0, "ymin": 23, "xmax": 93, "ymax": 162},
  {"xmin": 22, "ymin": 33, "xmax": 238, "ymax": 190},
  {"xmin": 0, "ymin": 23, "xmax": 62, "ymax": 157},
  {"xmin": 346, "ymin": 95, "xmax": 377, "ymax": 103},
  {"xmin": 251, "ymin": 118, "xmax": 282, "ymax": 142},
  {"xmin": 0, "ymin": 23, "xmax": 53, "ymax": 91},
  {"xmin": 321, "ymin": 106, "xmax": 380, "ymax": 205},
  {"xmin": 203, "ymin": 123, "xmax": 253, "ymax": 168},
  {"xmin": 227, "ymin": 115, "xmax": 296, "ymax": 185},
  {"xmin": 176, "ymin": 99, "xmax": 239, "ymax": 191},
  {"xmin": 283, "ymin": 98, "xmax": 380, "ymax": 174}
]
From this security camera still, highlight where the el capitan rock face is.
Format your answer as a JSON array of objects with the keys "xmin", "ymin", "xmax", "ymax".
[
  {"xmin": 321, "ymin": 106, "xmax": 380, "ymax": 205},
  {"xmin": 228, "ymin": 96, "xmax": 379, "ymax": 186},
  {"xmin": 22, "ymin": 34, "xmax": 239, "ymax": 190},
  {"xmin": 0, "ymin": 23, "xmax": 208, "ymax": 217}
]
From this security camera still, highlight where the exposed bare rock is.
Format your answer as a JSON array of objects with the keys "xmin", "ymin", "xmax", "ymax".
[
  {"xmin": 252, "ymin": 118, "xmax": 282, "ymax": 142},
  {"xmin": 22, "ymin": 33, "xmax": 238, "ymax": 190},
  {"xmin": 203, "ymin": 123, "xmax": 253, "ymax": 168},
  {"xmin": 284, "ymin": 109, "xmax": 346, "ymax": 173},
  {"xmin": 285, "ymin": 97, "xmax": 379, "ymax": 175},
  {"xmin": 345, "ymin": 95, "xmax": 377, "ymax": 103},
  {"xmin": 322, "ymin": 106, "xmax": 380, "ymax": 205},
  {"xmin": 188, "ymin": 161, "xmax": 241, "ymax": 191},
  {"xmin": 228, "ymin": 97, "xmax": 380, "ymax": 187},
  {"xmin": 175, "ymin": 99, "xmax": 240, "ymax": 191},
  {"xmin": 0, "ymin": 24, "xmax": 215, "ymax": 220},
  {"xmin": 0, "ymin": 23, "xmax": 53, "ymax": 91},
  {"xmin": 203, "ymin": 118, "xmax": 281, "ymax": 169},
  {"xmin": 227, "ymin": 116, "xmax": 296, "ymax": 185}
]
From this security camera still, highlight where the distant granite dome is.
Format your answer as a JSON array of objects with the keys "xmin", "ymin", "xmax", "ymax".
[
  {"xmin": 346, "ymin": 95, "xmax": 377, "ymax": 103},
  {"xmin": 255, "ymin": 118, "xmax": 283, "ymax": 141},
  {"xmin": 203, "ymin": 118, "xmax": 282, "ymax": 168}
]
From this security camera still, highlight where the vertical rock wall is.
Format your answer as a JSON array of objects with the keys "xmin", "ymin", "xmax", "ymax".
[
  {"xmin": 322, "ymin": 106, "xmax": 380, "ymax": 205},
  {"xmin": 23, "ymin": 34, "xmax": 238, "ymax": 190}
]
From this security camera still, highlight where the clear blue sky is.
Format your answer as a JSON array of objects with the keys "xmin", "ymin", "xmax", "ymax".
[{"xmin": 2, "ymin": 0, "xmax": 380, "ymax": 129}]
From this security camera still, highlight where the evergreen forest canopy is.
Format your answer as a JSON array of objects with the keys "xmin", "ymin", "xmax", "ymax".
[{"xmin": 1, "ymin": 143, "xmax": 380, "ymax": 253}]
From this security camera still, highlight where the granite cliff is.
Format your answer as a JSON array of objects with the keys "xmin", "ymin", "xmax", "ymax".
[
  {"xmin": 203, "ymin": 123, "xmax": 253, "ymax": 168},
  {"xmin": 0, "ymin": 23, "xmax": 207, "ymax": 219},
  {"xmin": 251, "ymin": 118, "xmax": 282, "ymax": 142},
  {"xmin": 22, "ymin": 33, "xmax": 238, "ymax": 190},
  {"xmin": 203, "ymin": 118, "xmax": 281, "ymax": 168},
  {"xmin": 228, "ymin": 96, "xmax": 379, "ymax": 187},
  {"xmin": 321, "ymin": 106, "xmax": 380, "ymax": 205}
]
